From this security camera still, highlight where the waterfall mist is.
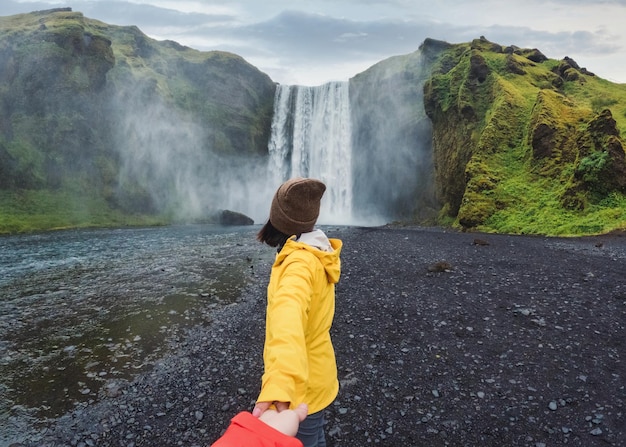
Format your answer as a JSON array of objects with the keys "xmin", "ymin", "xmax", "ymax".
[
  {"xmin": 110, "ymin": 82, "xmax": 275, "ymax": 223},
  {"xmin": 350, "ymin": 51, "xmax": 436, "ymax": 224},
  {"xmin": 108, "ymin": 50, "xmax": 435, "ymax": 227}
]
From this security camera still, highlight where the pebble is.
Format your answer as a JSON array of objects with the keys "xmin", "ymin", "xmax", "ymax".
[
  {"xmin": 592, "ymin": 414, "xmax": 604, "ymax": 424},
  {"xmin": 548, "ymin": 401, "xmax": 558, "ymax": 411}
]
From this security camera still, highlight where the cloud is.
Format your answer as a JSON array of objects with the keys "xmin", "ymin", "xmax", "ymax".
[
  {"xmin": 2, "ymin": 0, "xmax": 626, "ymax": 84},
  {"xmin": 86, "ymin": 2, "xmax": 234, "ymax": 28},
  {"xmin": 201, "ymin": 9, "xmax": 624, "ymax": 83}
]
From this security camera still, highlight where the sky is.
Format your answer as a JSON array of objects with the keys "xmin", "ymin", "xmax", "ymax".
[{"xmin": 2, "ymin": 0, "xmax": 626, "ymax": 86}]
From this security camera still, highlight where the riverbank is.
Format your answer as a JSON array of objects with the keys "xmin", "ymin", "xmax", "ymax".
[{"xmin": 12, "ymin": 226, "xmax": 626, "ymax": 446}]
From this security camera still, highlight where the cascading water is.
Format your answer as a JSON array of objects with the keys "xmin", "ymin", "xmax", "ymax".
[
  {"xmin": 267, "ymin": 82, "xmax": 354, "ymax": 224},
  {"xmin": 265, "ymin": 61, "xmax": 435, "ymax": 226}
]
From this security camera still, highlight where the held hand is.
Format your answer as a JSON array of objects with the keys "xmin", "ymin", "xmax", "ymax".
[
  {"xmin": 258, "ymin": 403, "xmax": 308, "ymax": 437},
  {"xmin": 252, "ymin": 401, "xmax": 270, "ymax": 418},
  {"xmin": 252, "ymin": 400, "xmax": 290, "ymax": 417},
  {"xmin": 274, "ymin": 401, "xmax": 290, "ymax": 412},
  {"xmin": 292, "ymin": 403, "xmax": 308, "ymax": 422}
]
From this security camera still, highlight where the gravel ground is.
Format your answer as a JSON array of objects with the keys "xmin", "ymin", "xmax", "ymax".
[{"xmin": 16, "ymin": 226, "xmax": 626, "ymax": 447}]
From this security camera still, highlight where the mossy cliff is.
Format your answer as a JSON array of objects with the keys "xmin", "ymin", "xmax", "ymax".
[
  {"xmin": 422, "ymin": 37, "xmax": 626, "ymax": 235},
  {"xmin": 2, "ymin": 10, "xmax": 625, "ymax": 236},
  {"xmin": 0, "ymin": 9, "xmax": 275, "ymax": 232}
]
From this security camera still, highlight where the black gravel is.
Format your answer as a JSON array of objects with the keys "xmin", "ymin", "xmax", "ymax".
[{"xmin": 14, "ymin": 226, "xmax": 626, "ymax": 447}]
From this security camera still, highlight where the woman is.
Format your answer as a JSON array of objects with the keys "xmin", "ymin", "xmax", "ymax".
[{"xmin": 253, "ymin": 177, "xmax": 342, "ymax": 447}]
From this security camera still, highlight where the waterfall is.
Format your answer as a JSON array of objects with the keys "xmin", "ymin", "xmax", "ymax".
[
  {"xmin": 265, "ymin": 53, "xmax": 435, "ymax": 227},
  {"xmin": 267, "ymin": 82, "xmax": 354, "ymax": 225},
  {"xmin": 108, "ymin": 51, "xmax": 432, "ymax": 227}
]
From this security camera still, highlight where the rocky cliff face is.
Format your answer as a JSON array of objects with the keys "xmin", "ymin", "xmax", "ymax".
[
  {"xmin": 423, "ymin": 36, "xmax": 626, "ymax": 234},
  {"xmin": 0, "ymin": 9, "xmax": 115, "ymax": 190},
  {"xmin": 0, "ymin": 8, "xmax": 275, "ymax": 217},
  {"xmin": 349, "ymin": 49, "xmax": 437, "ymax": 222}
]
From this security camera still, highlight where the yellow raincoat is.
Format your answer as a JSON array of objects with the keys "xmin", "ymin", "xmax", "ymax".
[{"xmin": 257, "ymin": 230, "xmax": 342, "ymax": 414}]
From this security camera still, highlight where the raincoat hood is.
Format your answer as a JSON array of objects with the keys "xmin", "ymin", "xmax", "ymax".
[{"xmin": 276, "ymin": 229, "xmax": 341, "ymax": 284}]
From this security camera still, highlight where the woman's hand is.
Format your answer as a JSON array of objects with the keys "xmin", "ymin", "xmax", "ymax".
[{"xmin": 252, "ymin": 400, "xmax": 289, "ymax": 417}]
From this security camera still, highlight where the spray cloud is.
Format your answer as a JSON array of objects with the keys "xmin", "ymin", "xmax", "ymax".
[{"xmin": 110, "ymin": 80, "xmax": 275, "ymax": 223}]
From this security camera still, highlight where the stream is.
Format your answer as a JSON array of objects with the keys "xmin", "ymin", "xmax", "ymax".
[{"xmin": 0, "ymin": 224, "xmax": 271, "ymax": 443}]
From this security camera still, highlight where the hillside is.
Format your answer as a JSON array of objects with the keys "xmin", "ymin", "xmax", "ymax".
[
  {"xmin": 421, "ymin": 37, "xmax": 626, "ymax": 235},
  {"xmin": 0, "ymin": 8, "xmax": 276, "ymax": 232},
  {"xmin": 0, "ymin": 10, "xmax": 625, "ymax": 235}
]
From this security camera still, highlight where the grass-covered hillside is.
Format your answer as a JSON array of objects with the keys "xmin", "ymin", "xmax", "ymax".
[
  {"xmin": 422, "ymin": 37, "xmax": 626, "ymax": 236},
  {"xmin": 0, "ymin": 8, "xmax": 275, "ymax": 234},
  {"xmin": 1, "ymin": 10, "xmax": 625, "ymax": 236}
]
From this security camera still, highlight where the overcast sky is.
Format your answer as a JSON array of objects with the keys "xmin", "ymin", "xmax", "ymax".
[{"xmin": 2, "ymin": 0, "xmax": 626, "ymax": 85}]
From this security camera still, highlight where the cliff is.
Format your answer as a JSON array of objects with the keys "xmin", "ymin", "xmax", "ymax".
[
  {"xmin": 0, "ymin": 8, "xmax": 275, "ymax": 231},
  {"xmin": 1, "ymin": 9, "xmax": 625, "ymax": 236},
  {"xmin": 350, "ymin": 49, "xmax": 438, "ymax": 223},
  {"xmin": 422, "ymin": 37, "xmax": 626, "ymax": 235}
]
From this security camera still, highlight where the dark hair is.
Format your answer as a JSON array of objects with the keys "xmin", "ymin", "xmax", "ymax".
[{"xmin": 257, "ymin": 220, "xmax": 291, "ymax": 248}]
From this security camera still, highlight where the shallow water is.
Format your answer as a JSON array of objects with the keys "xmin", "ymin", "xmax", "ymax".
[{"xmin": 0, "ymin": 224, "xmax": 270, "ymax": 439}]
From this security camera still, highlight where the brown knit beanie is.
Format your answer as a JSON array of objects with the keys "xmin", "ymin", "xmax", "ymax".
[{"xmin": 270, "ymin": 177, "xmax": 326, "ymax": 236}]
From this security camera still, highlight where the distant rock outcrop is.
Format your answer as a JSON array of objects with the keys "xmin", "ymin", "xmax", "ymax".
[{"xmin": 216, "ymin": 210, "xmax": 254, "ymax": 226}]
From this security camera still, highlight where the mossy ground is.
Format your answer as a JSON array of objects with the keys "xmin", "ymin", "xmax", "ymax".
[{"xmin": 0, "ymin": 190, "xmax": 166, "ymax": 234}]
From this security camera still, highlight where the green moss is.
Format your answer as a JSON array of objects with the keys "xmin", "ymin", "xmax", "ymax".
[
  {"xmin": 458, "ymin": 191, "xmax": 497, "ymax": 228},
  {"xmin": 483, "ymin": 189, "xmax": 626, "ymax": 236},
  {"xmin": 428, "ymin": 37, "xmax": 626, "ymax": 236},
  {"xmin": 0, "ymin": 9, "xmax": 276, "ymax": 233},
  {"xmin": 577, "ymin": 150, "xmax": 609, "ymax": 183},
  {"xmin": 0, "ymin": 189, "xmax": 168, "ymax": 234}
]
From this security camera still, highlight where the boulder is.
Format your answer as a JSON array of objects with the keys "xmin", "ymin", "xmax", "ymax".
[{"xmin": 216, "ymin": 210, "xmax": 254, "ymax": 226}]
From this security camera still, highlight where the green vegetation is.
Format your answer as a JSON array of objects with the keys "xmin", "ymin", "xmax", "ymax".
[
  {"xmin": 577, "ymin": 150, "xmax": 609, "ymax": 185},
  {"xmin": 423, "ymin": 37, "xmax": 626, "ymax": 236},
  {"xmin": 0, "ymin": 190, "xmax": 166, "ymax": 234},
  {"xmin": 1, "ymin": 11, "xmax": 625, "ymax": 236},
  {"xmin": 0, "ymin": 9, "xmax": 275, "ymax": 234}
]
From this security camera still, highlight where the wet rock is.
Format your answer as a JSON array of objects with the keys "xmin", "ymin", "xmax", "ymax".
[
  {"xmin": 549, "ymin": 401, "xmax": 558, "ymax": 411},
  {"xmin": 427, "ymin": 261, "xmax": 452, "ymax": 272},
  {"xmin": 472, "ymin": 238, "xmax": 489, "ymax": 246},
  {"xmin": 216, "ymin": 210, "xmax": 254, "ymax": 226}
]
